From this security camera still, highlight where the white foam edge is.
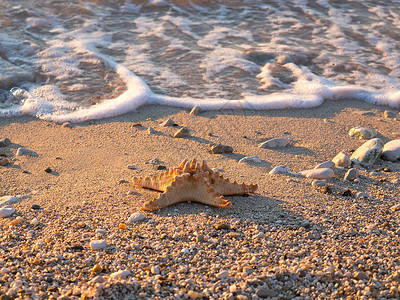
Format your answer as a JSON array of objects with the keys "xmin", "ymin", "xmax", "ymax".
[{"xmin": 5, "ymin": 38, "xmax": 400, "ymax": 123}]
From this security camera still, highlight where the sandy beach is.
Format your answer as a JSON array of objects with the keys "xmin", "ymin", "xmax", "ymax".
[{"xmin": 1, "ymin": 100, "xmax": 400, "ymax": 299}]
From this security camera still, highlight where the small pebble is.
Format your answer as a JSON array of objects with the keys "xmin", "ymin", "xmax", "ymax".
[
  {"xmin": 348, "ymin": 127, "xmax": 377, "ymax": 139},
  {"xmin": 127, "ymin": 164, "xmax": 136, "ymax": 170},
  {"xmin": 311, "ymin": 180, "xmax": 327, "ymax": 188},
  {"xmin": 343, "ymin": 168, "xmax": 359, "ymax": 181},
  {"xmin": 332, "ymin": 151, "xmax": 351, "ymax": 168},
  {"xmin": 320, "ymin": 186, "xmax": 332, "ymax": 194},
  {"xmin": 300, "ymin": 168, "xmax": 333, "ymax": 179},
  {"xmin": 61, "ymin": 122, "xmax": 71, "ymax": 128},
  {"xmin": 9, "ymin": 216, "xmax": 24, "ymax": 226},
  {"xmin": 238, "ymin": 156, "xmax": 261, "ymax": 163},
  {"xmin": 216, "ymin": 270, "xmax": 229, "ymax": 280},
  {"xmin": 269, "ymin": 165, "xmax": 290, "ymax": 175},
  {"xmin": 92, "ymin": 264, "xmax": 102, "ymax": 273},
  {"xmin": 44, "ymin": 167, "xmax": 52, "ymax": 173},
  {"xmin": 215, "ymin": 223, "xmax": 230, "ymax": 230},
  {"xmin": 258, "ymin": 137, "xmax": 291, "ymax": 148},
  {"xmin": 128, "ymin": 212, "xmax": 145, "ymax": 223},
  {"xmin": 0, "ymin": 206, "xmax": 15, "ymax": 218},
  {"xmin": 209, "ymin": 143, "xmax": 233, "ymax": 154},
  {"xmin": 119, "ymin": 223, "xmax": 127, "ymax": 230},
  {"xmin": 31, "ymin": 204, "xmax": 41, "ymax": 210},
  {"xmin": 110, "ymin": 270, "xmax": 131, "ymax": 280},
  {"xmin": 156, "ymin": 165, "xmax": 166, "ymax": 170},
  {"xmin": 90, "ymin": 240, "xmax": 107, "ymax": 250},
  {"xmin": 16, "ymin": 147, "xmax": 38, "ymax": 157},
  {"xmin": 314, "ymin": 161, "xmax": 335, "ymax": 169}
]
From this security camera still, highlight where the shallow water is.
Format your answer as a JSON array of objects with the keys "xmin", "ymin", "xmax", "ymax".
[{"xmin": 0, "ymin": 0, "xmax": 399, "ymax": 122}]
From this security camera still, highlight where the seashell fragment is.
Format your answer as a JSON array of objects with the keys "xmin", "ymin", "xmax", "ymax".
[{"xmin": 174, "ymin": 127, "xmax": 190, "ymax": 138}]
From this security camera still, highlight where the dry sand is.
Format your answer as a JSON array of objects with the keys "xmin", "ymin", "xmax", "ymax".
[{"xmin": 1, "ymin": 100, "xmax": 400, "ymax": 299}]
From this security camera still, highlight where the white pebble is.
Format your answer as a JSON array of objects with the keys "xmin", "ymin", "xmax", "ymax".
[
  {"xmin": 1, "ymin": 267, "xmax": 10, "ymax": 273},
  {"xmin": 110, "ymin": 270, "xmax": 131, "ymax": 280},
  {"xmin": 299, "ymin": 168, "xmax": 333, "ymax": 179},
  {"xmin": 31, "ymin": 218, "xmax": 39, "ymax": 226},
  {"xmin": 16, "ymin": 147, "xmax": 38, "ymax": 157},
  {"xmin": 0, "ymin": 205, "xmax": 15, "ymax": 218},
  {"xmin": 238, "ymin": 155, "xmax": 261, "ymax": 163},
  {"xmin": 258, "ymin": 137, "xmax": 291, "ymax": 148},
  {"xmin": 332, "ymin": 151, "xmax": 351, "ymax": 168},
  {"xmin": 269, "ymin": 165, "xmax": 290, "ymax": 175},
  {"xmin": 314, "ymin": 161, "xmax": 335, "ymax": 169},
  {"xmin": 90, "ymin": 240, "xmax": 107, "ymax": 250},
  {"xmin": 128, "ymin": 212, "xmax": 145, "ymax": 223}
]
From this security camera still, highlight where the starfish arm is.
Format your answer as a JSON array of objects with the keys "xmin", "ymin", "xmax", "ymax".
[
  {"xmin": 212, "ymin": 175, "xmax": 258, "ymax": 195},
  {"xmin": 141, "ymin": 175, "xmax": 232, "ymax": 211},
  {"xmin": 133, "ymin": 168, "xmax": 183, "ymax": 192}
]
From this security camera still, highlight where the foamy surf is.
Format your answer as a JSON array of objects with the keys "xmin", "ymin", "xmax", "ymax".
[{"xmin": 0, "ymin": 0, "xmax": 399, "ymax": 122}]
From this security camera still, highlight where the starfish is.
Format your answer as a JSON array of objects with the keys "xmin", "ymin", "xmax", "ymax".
[{"xmin": 133, "ymin": 158, "xmax": 258, "ymax": 211}]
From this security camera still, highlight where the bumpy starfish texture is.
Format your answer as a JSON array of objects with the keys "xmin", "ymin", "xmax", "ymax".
[{"xmin": 133, "ymin": 158, "xmax": 258, "ymax": 211}]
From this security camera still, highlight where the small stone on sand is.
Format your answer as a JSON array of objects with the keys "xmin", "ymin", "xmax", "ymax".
[
  {"xmin": 343, "ymin": 168, "xmax": 359, "ymax": 181},
  {"xmin": 128, "ymin": 212, "xmax": 145, "ymax": 223},
  {"xmin": 300, "ymin": 168, "xmax": 333, "ymax": 179},
  {"xmin": 0, "ymin": 206, "xmax": 15, "ymax": 218},
  {"xmin": 350, "ymin": 138, "xmax": 383, "ymax": 166},
  {"xmin": 16, "ymin": 147, "xmax": 38, "ymax": 157},
  {"xmin": 258, "ymin": 137, "xmax": 291, "ymax": 148},
  {"xmin": 238, "ymin": 156, "xmax": 261, "ymax": 164},
  {"xmin": 90, "ymin": 240, "xmax": 107, "ymax": 250},
  {"xmin": 269, "ymin": 165, "xmax": 290, "ymax": 174},
  {"xmin": 349, "ymin": 127, "xmax": 377, "ymax": 139},
  {"xmin": 332, "ymin": 151, "xmax": 351, "ymax": 168},
  {"xmin": 210, "ymin": 143, "xmax": 233, "ymax": 154}
]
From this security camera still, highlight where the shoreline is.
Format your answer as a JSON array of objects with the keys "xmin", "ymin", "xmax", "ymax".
[{"xmin": 1, "ymin": 100, "xmax": 400, "ymax": 299}]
